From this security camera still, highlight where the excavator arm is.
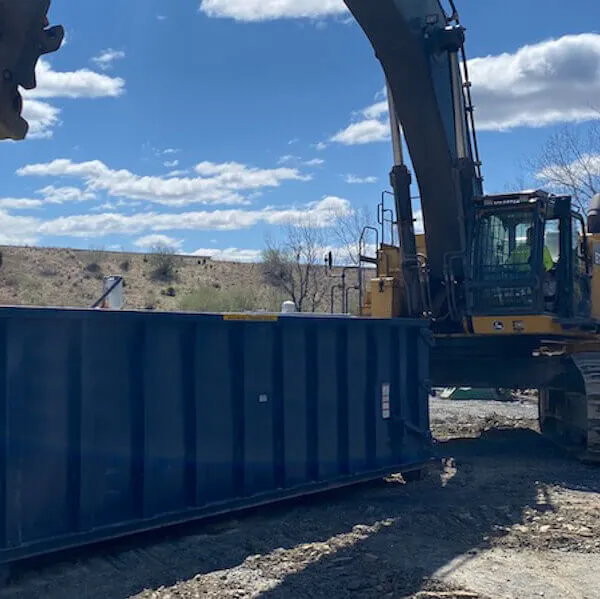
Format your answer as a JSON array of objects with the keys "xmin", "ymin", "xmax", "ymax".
[
  {"xmin": 0, "ymin": 0, "xmax": 64, "ymax": 140},
  {"xmin": 343, "ymin": 0, "xmax": 483, "ymax": 311}
]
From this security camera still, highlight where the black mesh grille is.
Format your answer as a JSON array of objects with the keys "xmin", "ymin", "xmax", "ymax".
[
  {"xmin": 472, "ymin": 286, "xmax": 534, "ymax": 311},
  {"xmin": 471, "ymin": 209, "xmax": 536, "ymax": 312}
]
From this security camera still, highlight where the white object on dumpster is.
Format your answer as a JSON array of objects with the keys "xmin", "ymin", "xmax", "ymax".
[
  {"xmin": 101, "ymin": 275, "xmax": 124, "ymax": 310},
  {"xmin": 281, "ymin": 301, "xmax": 296, "ymax": 313}
]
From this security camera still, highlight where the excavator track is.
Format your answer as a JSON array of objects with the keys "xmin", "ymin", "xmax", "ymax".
[
  {"xmin": 540, "ymin": 352, "xmax": 600, "ymax": 463},
  {"xmin": 571, "ymin": 352, "xmax": 600, "ymax": 461}
]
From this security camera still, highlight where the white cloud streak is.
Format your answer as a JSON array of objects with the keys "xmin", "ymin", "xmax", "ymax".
[
  {"xmin": 134, "ymin": 234, "xmax": 183, "ymax": 249},
  {"xmin": 167, "ymin": 169, "xmax": 190, "ymax": 178},
  {"xmin": 0, "ymin": 191, "xmax": 354, "ymax": 252},
  {"xmin": 17, "ymin": 159, "xmax": 311, "ymax": 207},
  {"xmin": 38, "ymin": 185, "xmax": 96, "ymax": 204},
  {"xmin": 199, "ymin": 0, "xmax": 346, "ymax": 21},
  {"xmin": 0, "ymin": 198, "xmax": 43, "ymax": 210},
  {"xmin": 535, "ymin": 152, "xmax": 600, "ymax": 187},
  {"xmin": 331, "ymin": 119, "xmax": 390, "ymax": 145},
  {"xmin": 191, "ymin": 247, "xmax": 263, "ymax": 262},
  {"xmin": 278, "ymin": 155, "xmax": 325, "ymax": 167},
  {"xmin": 91, "ymin": 49, "xmax": 126, "ymax": 71},
  {"xmin": 0, "ymin": 196, "xmax": 352, "ymax": 246},
  {"xmin": 344, "ymin": 174, "xmax": 378, "ymax": 184}
]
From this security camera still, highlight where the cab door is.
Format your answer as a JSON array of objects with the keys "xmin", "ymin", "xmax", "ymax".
[{"xmin": 571, "ymin": 213, "xmax": 591, "ymax": 317}]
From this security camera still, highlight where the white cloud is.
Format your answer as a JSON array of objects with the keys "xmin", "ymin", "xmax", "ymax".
[
  {"xmin": 304, "ymin": 158, "xmax": 325, "ymax": 166},
  {"xmin": 164, "ymin": 160, "xmax": 180, "ymax": 168},
  {"xmin": 38, "ymin": 185, "xmax": 96, "ymax": 203},
  {"xmin": 314, "ymin": 142, "xmax": 328, "ymax": 151},
  {"xmin": 26, "ymin": 59, "xmax": 125, "ymax": 99},
  {"xmin": 470, "ymin": 34, "xmax": 600, "ymax": 130},
  {"xmin": 18, "ymin": 158, "xmax": 310, "ymax": 207},
  {"xmin": 199, "ymin": 0, "xmax": 346, "ymax": 21},
  {"xmin": 278, "ymin": 155, "xmax": 324, "ymax": 167},
  {"xmin": 15, "ymin": 196, "xmax": 351, "ymax": 241},
  {"xmin": 0, "ymin": 193, "xmax": 354, "ymax": 250},
  {"xmin": 91, "ymin": 49, "xmax": 126, "ymax": 71},
  {"xmin": 134, "ymin": 234, "xmax": 183, "ymax": 249},
  {"xmin": 333, "ymin": 34, "xmax": 600, "ymax": 144},
  {"xmin": 191, "ymin": 247, "xmax": 263, "ymax": 262},
  {"xmin": 0, "ymin": 192, "xmax": 352, "ymax": 246},
  {"xmin": 167, "ymin": 169, "xmax": 190, "ymax": 178},
  {"xmin": 193, "ymin": 161, "xmax": 310, "ymax": 190},
  {"xmin": 16, "ymin": 59, "xmax": 125, "ymax": 140},
  {"xmin": 331, "ymin": 119, "xmax": 389, "ymax": 145},
  {"xmin": 92, "ymin": 202, "xmax": 116, "ymax": 212},
  {"xmin": 163, "ymin": 148, "xmax": 180, "ymax": 155},
  {"xmin": 344, "ymin": 174, "xmax": 378, "ymax": 184},
  {"xmin": 0, "ymin": 210, "xmax": 42, "ymax": 245},
  {"xmin": 362, "ymin": 101, "xmax": 388, "ymax": 120},
  {"xmin": 535, "ymin": 152, "xmax": 600, "ymax": 192},
  {"xmin": 21, "ymin": 99, "xmax": 60, "ymax": 139},
  {"xmin": 0, "ymin": 198, "xmax": 43, "ymax": 210}
]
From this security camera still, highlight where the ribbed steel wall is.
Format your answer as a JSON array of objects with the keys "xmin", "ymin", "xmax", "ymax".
[{"xmin": 0, "ymin": 307, "xmax": 432, "ymax": 565}]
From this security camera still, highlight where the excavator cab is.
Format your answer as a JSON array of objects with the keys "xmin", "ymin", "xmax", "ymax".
[{"xmin": 467, "ymin": 190, "xmax": 592, "ymax": 329}]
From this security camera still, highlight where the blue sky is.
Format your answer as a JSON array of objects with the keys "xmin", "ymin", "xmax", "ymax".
[{"xmin": 0, "ymin": 0, "xmax": 599, "ymax": 261}]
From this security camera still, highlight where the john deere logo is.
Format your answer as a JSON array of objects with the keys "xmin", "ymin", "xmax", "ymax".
[{"xmin": 493, "ymin": 321, "xmax": 504, "ymax": 331}]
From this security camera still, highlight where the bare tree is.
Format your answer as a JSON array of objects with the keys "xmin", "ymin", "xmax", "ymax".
[
  {"xmin": 262, "ymin": 219, "xmax": 329, "ymax": 312},
  {"xmin": 527, "ymin": 120, "xmax": 600, "ymax": 212},
  {"xmin": 328, "ymin": 204, "xmax": 375, "ymax": 265}
]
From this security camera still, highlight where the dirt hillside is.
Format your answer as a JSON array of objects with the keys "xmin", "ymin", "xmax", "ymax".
[{"xmin": 0, "ymin": 245, "xmax": 353, "ymax": 313}]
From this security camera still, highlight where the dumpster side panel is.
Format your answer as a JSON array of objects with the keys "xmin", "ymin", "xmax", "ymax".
[{"xmin": 0, "ymin": 308, "xmax": 432, "ymax": 565}]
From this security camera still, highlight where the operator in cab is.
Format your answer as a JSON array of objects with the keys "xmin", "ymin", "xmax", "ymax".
[
  {"xmin": 509, "ymin": 226, "xmax": 554, "ymax": 273},
  {"xmin": 509, "ymin": 226, "xmax": 557, "ymax": 309}
]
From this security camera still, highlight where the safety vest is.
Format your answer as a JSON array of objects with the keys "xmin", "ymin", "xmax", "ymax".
[{"xmin": 509, "ymin": 244, "xmax": 554, "ymax": 272}]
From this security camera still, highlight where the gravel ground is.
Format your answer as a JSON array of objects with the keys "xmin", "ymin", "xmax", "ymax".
[{"xmin": 1, "ymin": 397, "xmax": 599, "ymax": 599}]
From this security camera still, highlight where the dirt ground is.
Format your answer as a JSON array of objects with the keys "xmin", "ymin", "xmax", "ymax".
[{"xmin": 1, "ymin": 397, "xmax": 599, "ymax": 599}]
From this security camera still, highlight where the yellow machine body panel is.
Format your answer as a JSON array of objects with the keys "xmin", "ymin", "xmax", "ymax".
[
  {"xmin": 377, "ymin": 244, "xmax": 402, "ymax": 277},
  {"xmin": 415, "ymin": 233, "xmax": 427, "ymax": 257},
  {"xmin": 370, "ymin": 277, "xmax": 402, "ymax": 318},
  {"xmin": 589, "ymin": 234, "xmax": 600, "ymax": 320},
  {"xmin": 469, "ymin": 315, "xmax": 567, "ymax": 336}
]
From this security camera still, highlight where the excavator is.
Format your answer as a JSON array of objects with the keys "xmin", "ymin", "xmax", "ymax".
[
  {"xmin": 342, "ymin": 0, "xmax": 600, "ymax": 463},
  {"xmin": 2, "ymin": 1, "xmax": 599, "ymax": 462}
]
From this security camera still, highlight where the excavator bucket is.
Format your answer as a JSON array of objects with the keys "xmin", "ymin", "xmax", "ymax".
[{"xmin": 0, "ymin": 0, "xmax": 64, "ymax": 140}]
